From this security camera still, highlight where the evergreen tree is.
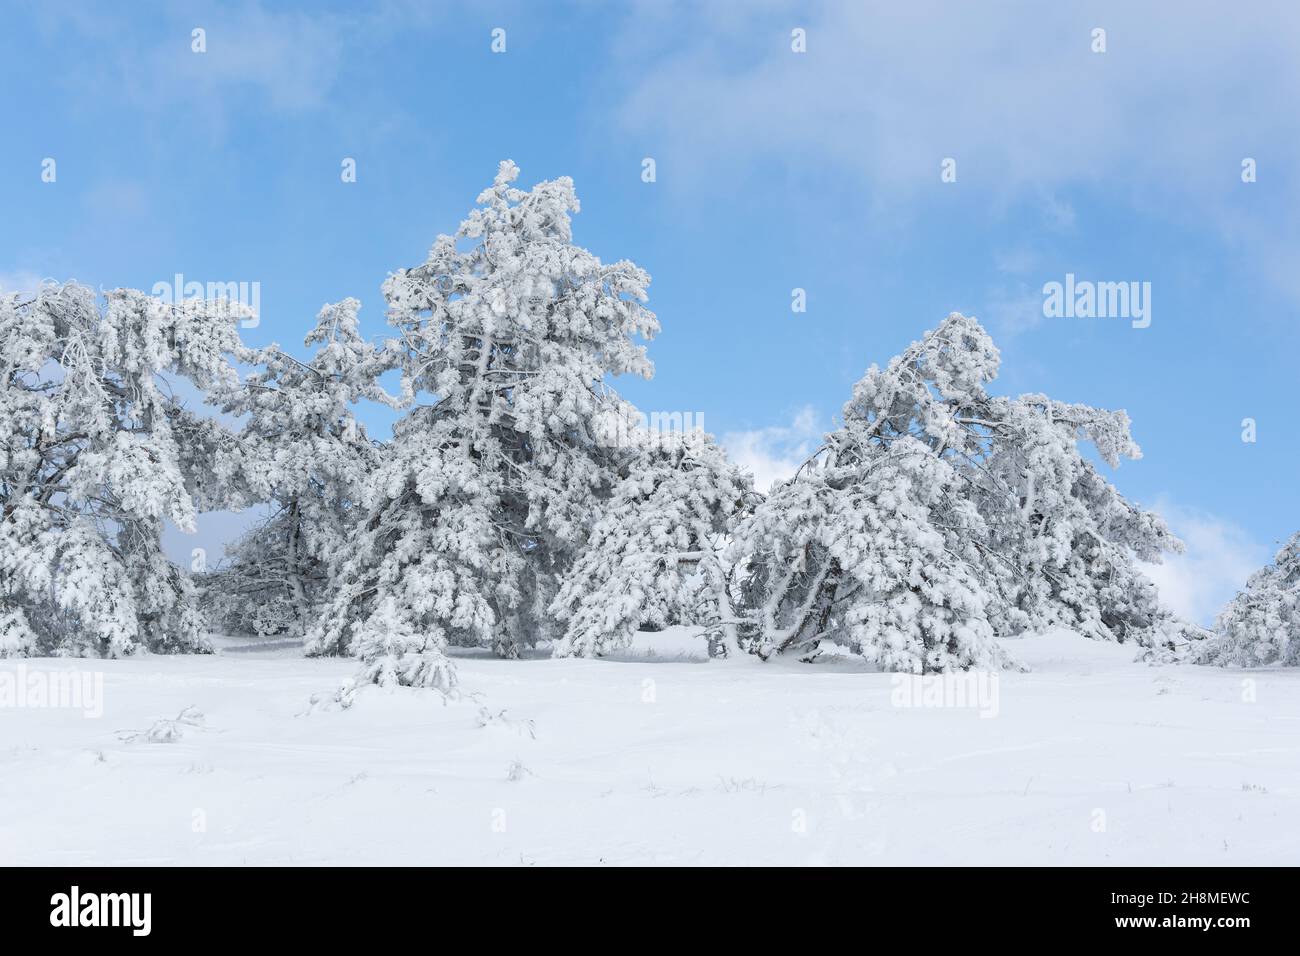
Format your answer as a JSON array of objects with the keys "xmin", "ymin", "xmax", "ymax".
[
  {"xmin": 1, "ymin": 283, "xmax": 241, "ymax": 657},
  {"xmin": 201, "ymin": 299, "xmax": 398, "ymax": 638},
  {"xmin": 1204, "ymin": 533, "xmax": 1300, "ymax": 666},
  {"xmin": 550, "ymin": 429, "xmax": 751, "ymax": 658},
  {"xmin": 306, "ymin": 162, "xmax": 659, "ymax": 687},
  {"xmin": 731, "ymin": 312, "xmax": 1185, "ymax": 671}
]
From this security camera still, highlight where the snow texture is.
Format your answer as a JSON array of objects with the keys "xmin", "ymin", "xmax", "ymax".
[{"xmin": 1, "ymin": 630, "xmax": 1296, "ymax": 865}]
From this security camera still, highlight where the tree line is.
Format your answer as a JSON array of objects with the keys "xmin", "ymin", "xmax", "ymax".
[{"xmin": 2, "ymin": 162, "xmax": 1291, "ymax": 685}]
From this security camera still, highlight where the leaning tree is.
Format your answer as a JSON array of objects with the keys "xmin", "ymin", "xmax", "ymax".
[{"xmin": 730, "ymin": 312, "xmax": 1188, "ymax": 672}]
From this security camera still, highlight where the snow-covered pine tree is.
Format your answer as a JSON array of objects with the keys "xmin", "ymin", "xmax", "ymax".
[
  {"xmin": 550, "ymin": 427, "xmax": 751, "ymax": 658},
  {"xmin": 967, "ymin": 393, "xmax": 1186, "ymax": 647},
  {"xmin": 0, "ymin": 283, "xmax": 242, "ymax": 657},
  {"xmin": 305, "ymin": 161, "xmax": 659, "ymax": 687},
  {"xmin": 730, "ymin": 312, "xmax": 1184, "ymax": 672},
  {"xmin": 200, "ymin": 299, "xmax": 399, "ymax": 638},
  {"xmin": 731, "ymin": 314, "xmax": 1008, "ymax": 672},
  {"xmin": 1202, "ymin": 532, "xmax": 1300, "ymax": 666}
]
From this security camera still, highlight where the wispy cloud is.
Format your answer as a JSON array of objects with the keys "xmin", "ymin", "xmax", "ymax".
[
  {"xmin": 983, "ymin": 281, "xmax": 1046, "ymax": 337},
  {"xmin": 617, "ymin": 3, "xmax": 1300, "ymax": 193},
  {"xmin": 611, "ymin": 1, "xmax": 1300, "ymax": 300},
  {"xmin": 27, "ymin": 0, "xmax": 466, "ymax": 141},
  {"xmin": 1140, "ymin": 498, "xmax": 1271, "ymax": 626},
  {"xmin": 721, "ymin": 405, "xmax": 823, "ymax": 493},
  {"xmin": 35, "ymin": 2, "xmax": 347, "ymax": 114},
  {"xmin": 0, "ymin": 270, "xmax": 47, "ymax": 296}
]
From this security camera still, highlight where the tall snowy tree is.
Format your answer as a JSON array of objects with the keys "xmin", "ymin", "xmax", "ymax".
[
  {"xmin": 0, "ymin": 283, "xmax": 242, "ymax": 657},
  {"xmin": 730, "ymin": 312, "xmax": 1185, "ymax": 672},
  {"xmin": 200, "ymin": 299, "xmax": 399, "ymax": 638},
  {"xmin": 1202, "ymin": 533, "xmax": 1300, "ymax": 667},
  {"xmin": 306, "ymin": 161, "xmax": 660, "ymax": 688}
]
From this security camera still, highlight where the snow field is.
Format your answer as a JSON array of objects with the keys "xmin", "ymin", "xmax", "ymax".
[{"xmin": 2, "ymin": 630, "xmax": 1296, "ymax": 865}]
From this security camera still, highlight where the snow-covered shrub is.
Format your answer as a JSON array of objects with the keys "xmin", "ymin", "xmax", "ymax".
[
  {"xmin": 731, "ymin": 312, "xmax": 1186, "ymax": 672},
  {"xmin": 0, "ymin": 283, "xmax": 242, "ymax": 657},
  {"xmin": 1202, "ymin": 533, "xmax": 1300, "ymax": 667}
]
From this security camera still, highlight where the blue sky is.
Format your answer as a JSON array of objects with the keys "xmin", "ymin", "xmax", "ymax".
[{"xmin": 3, "ymin": 0, "xmax": 1298, "ymax": 621}]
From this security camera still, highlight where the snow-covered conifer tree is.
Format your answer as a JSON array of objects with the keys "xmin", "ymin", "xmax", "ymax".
[
  {"xmin": 550, "ymin": 429, "xmax": 751, "ymax": 658},
  {"xmin": 731, "ymin": 315, "xmax": 1009, "ymax": 671},
  {"xmin": 730, "ymin": 312, "xmax": 1184, "ymax": 671},
  {"xmin": 200, "ymin": 299, "xmax": 398, "ymax": 637},
  {"xmin": 968, "ymin": 394, "xmax": 1185, "ymax": 646},
  {"xmin": 1203, "ymin": 533, "xmax": 1300, "ymax": 666},
  {"xmin": 1, "ymin": 283, "xmax": 242, "ymax": 657},
  {"xmin": 306, "ymin": 162, "xmax": 659, "ymax": 687}
]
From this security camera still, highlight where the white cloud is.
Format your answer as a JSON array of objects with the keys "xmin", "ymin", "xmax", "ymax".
[
  {"xmin": 721, "ymin": 405, "xmax": 823, "ymax": 493},
  {"xmin": 994, "ymin": 247, "xmax": 1039, "ymax": 276},
  {"xmin": 35, "ymin": 2, "xmax": 348, "ymax": 114},
  {"xmin": 151, "ymin": 4, "xmax": 347, "ymax": 112},
  {"xmin": 983, "ymin": 280, "xmax": 1046, "ymax": 337},
  {"xmin": 612, "ymin": 2, "xmax": 1300, "ymax": 300},
  {"xmin": 0, "ymin": 270, "xmax": 46, "ymax": 296},
  {"xmin": 32, "ymin": 2, "xmax": 457, "ymax": 123},
  {"xmin": 618, "ymin": 3, "xmax": 1300, "ymax": 194},
  {"xmin": 1140, "ymin": 499, "xmax": 1270, "ymax": 627}
]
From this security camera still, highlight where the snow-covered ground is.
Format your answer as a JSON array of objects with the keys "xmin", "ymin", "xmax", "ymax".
[{"xmin": 2, "ymin": 629, "xmax": 1297, "ymax": 865}]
